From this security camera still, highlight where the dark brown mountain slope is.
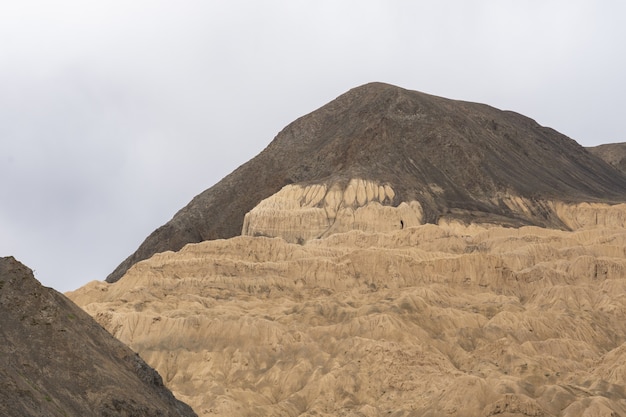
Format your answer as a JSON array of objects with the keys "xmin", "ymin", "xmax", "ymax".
[
  {"xmin": 588, "ymin": 142, "xmax": 626, "ymax": 175},
  {"xmin": 107, "ymin": 82, "xmax": 626, "ymax": 283},
  {"xmin": 0, "ymin": 256, "xmax": 197, "ymax": 417}
]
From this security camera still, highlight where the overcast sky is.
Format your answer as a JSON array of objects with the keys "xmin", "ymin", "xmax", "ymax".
[{"xmin": 1, "ymin": 1, "xmax": 625, "ymax": 292}]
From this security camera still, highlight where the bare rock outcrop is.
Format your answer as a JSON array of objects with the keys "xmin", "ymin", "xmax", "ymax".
[
  {"xmin": 69, "ymin": 205, "xmax": 626, "ymax": 416},
  {"xmin": 0, "ymin": 256, "xmax": 196, "ymax": 417}
]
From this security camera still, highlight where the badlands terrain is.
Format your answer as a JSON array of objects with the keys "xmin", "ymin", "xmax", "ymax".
[
  {"xmin": 70, "ymin": 200, "xmax": 626, "ymax": 416},
  {"xmin": 66, "ymin": 83, "xmax": 626, "ymax": 416}
]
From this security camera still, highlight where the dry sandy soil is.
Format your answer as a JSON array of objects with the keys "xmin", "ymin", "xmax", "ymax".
[{"xmin": 69, "ymin": 198, "xmax": 626, "ymax": 417}]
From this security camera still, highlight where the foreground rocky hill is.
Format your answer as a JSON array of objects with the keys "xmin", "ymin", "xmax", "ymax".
[
  {"xmin": 106, "ymin": 82, "xmax": 626, "ymax": 283},
  {"xmin": 0, "ymin": 256, "xmax": 196, "ymax": 417},
  {"xmin": 70, "ymin": 202, "xmax": 626, "ymax": 416}
]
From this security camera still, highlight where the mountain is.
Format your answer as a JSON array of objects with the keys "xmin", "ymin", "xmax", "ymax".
[
  {"xmin": 0, "ymin": 256, "xmax": 197, "ymax": 417},
  {"xmin": 69, "ymin": 83, "xmax": 626, "ymax": 416},
  {"xmin": 588, "ymin": 142, "xmax": 626, "ymax": 175},
  {"xmin": 106, "ymin": 82, "xmax": 626, "ymax": 283}
]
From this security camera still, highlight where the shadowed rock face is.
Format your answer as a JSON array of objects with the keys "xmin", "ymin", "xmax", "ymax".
[
  {"xmin": 107, "ymin": 82, "xmax": 626, "ymax": 283},
  {"xmin": 0, "ymin": 256, "xmax": 197, "ymax": 417},
  {"xmin": 588, "ymin": 142, "xmax": 626, "ymax": 175}
]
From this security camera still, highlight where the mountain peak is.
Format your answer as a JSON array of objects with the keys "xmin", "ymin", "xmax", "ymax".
[{"xmin": 106, "ymin": 83, "xmax": 626, "ymax": 283}]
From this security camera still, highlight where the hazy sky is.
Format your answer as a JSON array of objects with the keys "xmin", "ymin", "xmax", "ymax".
[{"xmin": 1, "ymin": 1, "xmax": 625, "ymax": 292}]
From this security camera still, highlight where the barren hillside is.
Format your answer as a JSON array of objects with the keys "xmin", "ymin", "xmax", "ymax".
[{"xmin": 0, "ymin": 256, "xmax": 196, "ymax": 417}]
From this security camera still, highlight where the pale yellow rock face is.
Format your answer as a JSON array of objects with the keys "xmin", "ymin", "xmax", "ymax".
[
  {"xmin": 242, "ymin": 180, "xmax": 420, "ymax": 243},
  {"xmin": 68, "ymin": 202, "xmax": 626, "ymax": 417}
]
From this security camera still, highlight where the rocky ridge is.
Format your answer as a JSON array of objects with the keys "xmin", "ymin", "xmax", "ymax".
[
  {"xmin": 587, "ymin": 142, "xmax": 626, "ymax": 175},
  {"xmin": 0, "ymin": 256, "xmax": 197, "ymax": 417}
]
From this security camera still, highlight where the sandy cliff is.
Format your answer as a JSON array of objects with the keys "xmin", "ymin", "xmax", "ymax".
[{"xmin": 242, "ymin": 180, "xmax": 422, "ymax": 243}]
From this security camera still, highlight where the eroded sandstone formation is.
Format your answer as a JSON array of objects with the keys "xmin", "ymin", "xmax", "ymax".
[
  {"xmin": 69, "ymin": 202, "xmax": 626, "ymax": 417},
  {"xmin": 242, "ymin": 180, "xmax": 422, "ymax": 243}
]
